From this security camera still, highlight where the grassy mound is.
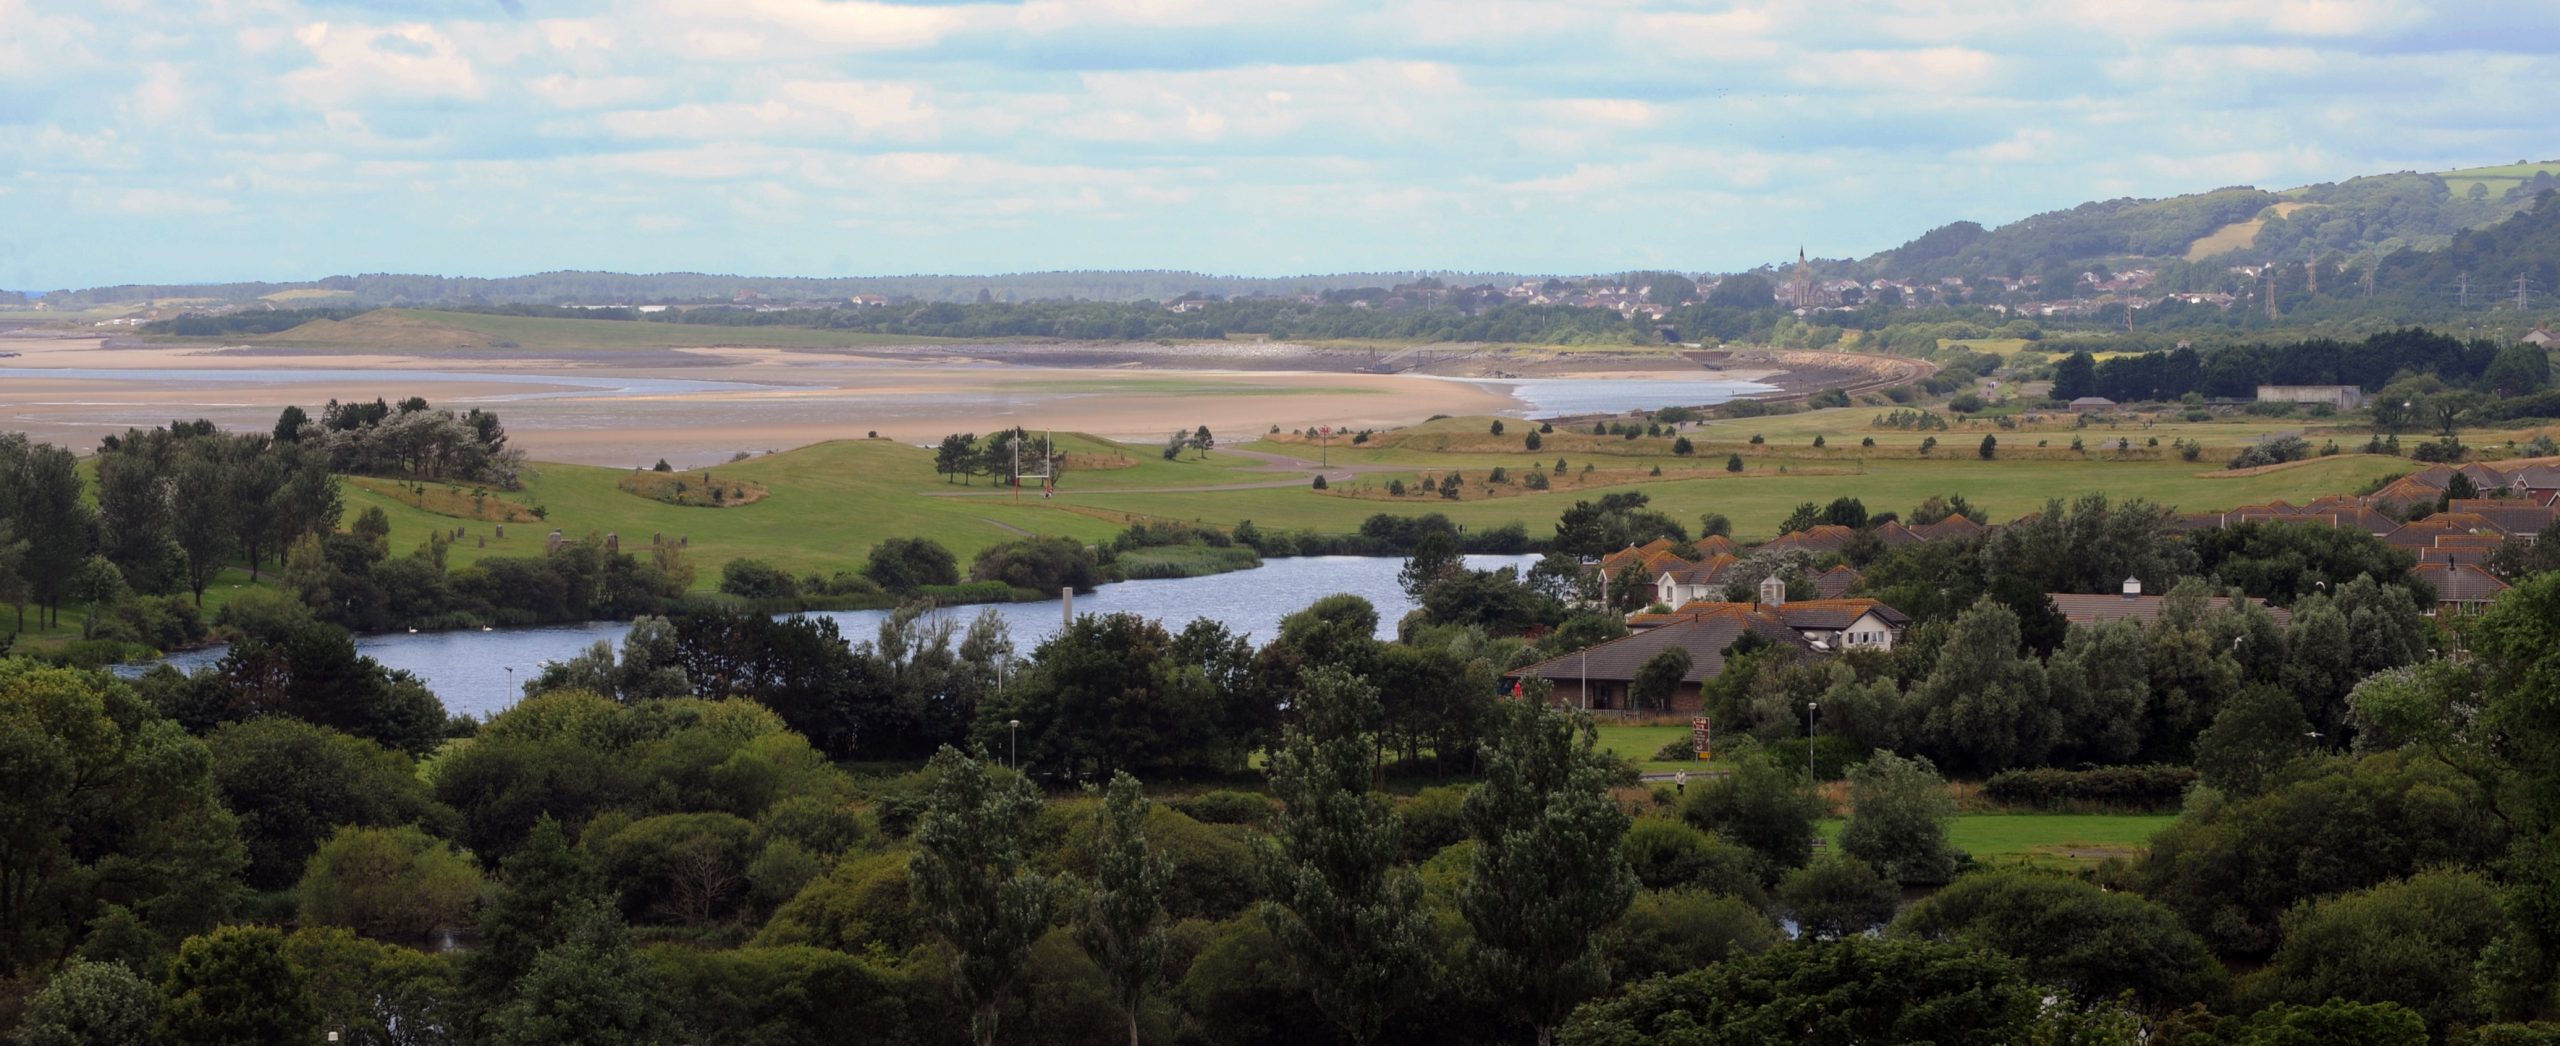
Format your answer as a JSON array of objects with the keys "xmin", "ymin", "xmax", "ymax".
[
  {"xmin": 347, "ymin": 477, "xmax": 545, "ymax": 523},
  {"xmin": 618, "ymin": 470, "xmax": 771, "ymax": 508}
]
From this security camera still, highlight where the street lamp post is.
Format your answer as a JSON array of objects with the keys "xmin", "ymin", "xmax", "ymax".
[
  {"xmin": 1008, "ymin": 719, "xmax": 1020, "ymax": 770},
  {"xmin": 1806, "ymin": 701, "xmax": 1819, "ymax": 786}
]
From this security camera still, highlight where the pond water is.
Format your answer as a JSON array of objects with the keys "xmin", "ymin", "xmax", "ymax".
[
  {"xmin": 0, "ymin": 367, "xmax": 786, "ymax": 402},
  {"xmin": 1450, "ymin": 376, "xmax": 1779, "ymax": 416},
  {"xmin": 142, "ymin": 554, "xmax": 1541, "ymax": 720}
]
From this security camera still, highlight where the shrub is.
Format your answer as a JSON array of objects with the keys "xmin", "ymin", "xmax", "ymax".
[
  {"xmin": 1311, "ymin": 474, "xmax": 1326, "ymax": 490},
  {"xmin": 1725, "ymin": 454, "xmax": 1744, "ymax": 472},
  {"xmin": 719, "ymin": 558, "xmax": 800, "ymax": 601},
  {"xmin": 1981, "ymin": 765, "xmax": 2196, "ymax": 811},
  {"xmin": 2228, "ymin": 434, "xmax": 2313, "ymax": 470},
  {"xmin": 1177, "ymin": 790, "xmax": 1276, "ymax": 826}
]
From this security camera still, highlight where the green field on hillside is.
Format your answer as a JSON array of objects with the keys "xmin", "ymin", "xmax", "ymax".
[
  {"xmin": 2436, "ymin": 160, "xmax": 2560, "ymax": 199},
  {"xmin": 340, "ymin": 435, "xmax": 1286, "ymax": 588}
]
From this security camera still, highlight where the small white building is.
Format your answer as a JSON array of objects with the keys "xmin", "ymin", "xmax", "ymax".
[{"xmin": 2256, "ymin": 385, "xmax": 2367, "ymax": 410}]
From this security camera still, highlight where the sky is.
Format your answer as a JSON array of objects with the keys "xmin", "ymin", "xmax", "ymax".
[{"xmin": 3, "ymin": 0, "xmax": 2557, "ymax": 291}]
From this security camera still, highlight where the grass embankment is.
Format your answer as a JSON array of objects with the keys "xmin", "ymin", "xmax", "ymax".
[
  {"xmin": 1819, "ymin": 814, "xmax": 2175, "ymax": 872},
  {"xmin": 1112, "ymin": 545, "xmax": 1263, "ymax": 580}
]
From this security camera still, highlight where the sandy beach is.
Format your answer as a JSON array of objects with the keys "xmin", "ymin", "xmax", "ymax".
[{"xmin": 0, "ymin": 334, "xmax": 1543, "ymax": 466}]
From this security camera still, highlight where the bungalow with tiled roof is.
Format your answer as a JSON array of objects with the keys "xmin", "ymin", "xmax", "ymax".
[
  {"xmin": 1761, "ymin": 524, "xmax": 1857, "ymax": 555},
  {"xmin": 1511, "ymin": 604, "xmax": 1815, "ymax": 712},
  {"xmin": 1908, "ymin": 515, "xmax": 1986, "ymax": 542},
  {"xmin": 1813, "ymin": 564, "xmax": 1862, "ymax": 598},
  {"xmin": 2386, "ymin": 514, "xmax": 2497, "ymax": 550},
  {"xmin": 2444, "ymin": 499, "xmax": 2560, "ymax": 540},
  {"xmin": 2047, "ymin": 577, "xmax": 2292, "ymax": 628},
  {"xmin": 2411, "ymin": 562, "xmax": 2509, "ymax": 615},
  {"xmin": 2508, "ymin": 463, "xmax": 2560, "ymax": 504},
  {"xmin": 1629, "ymin": 578, "xmax": 1910, "ymax": 651},
  {"xmin": 1693, "ymin": 535, "xmax": 1742, "ymax": 558},
  {"xmin": 1652, "ymin": 554, "xmax": 1740, "ymax": 608}
]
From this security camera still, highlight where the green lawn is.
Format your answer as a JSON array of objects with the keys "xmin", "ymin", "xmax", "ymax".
[
  {"xmin": 1821, "ymin": 813, "xmax": 2176, "ymax": 872},
  {"xmin": 1596, "ymin": 723, "xmax": 1698, "ymax": 771}
]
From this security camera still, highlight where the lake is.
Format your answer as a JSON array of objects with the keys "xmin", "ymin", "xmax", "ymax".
[{"xmin": 143, "ymin": 554, "xmax": 1542, "ymax": 719}]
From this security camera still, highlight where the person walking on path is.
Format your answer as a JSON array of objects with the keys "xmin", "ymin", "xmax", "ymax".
[{"xmin": 1674, "ymin": 770, "xmax": 1689, "ymax": 797}]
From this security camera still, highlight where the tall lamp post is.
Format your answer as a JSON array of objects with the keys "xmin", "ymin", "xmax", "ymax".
[
  {"xmin": 1008, "ymin": 719, "xmax": 1021, "ymax": 770},
  {"xmin": 1806, "ymin": 701, "xmax": 1819, "ymax": 786}
]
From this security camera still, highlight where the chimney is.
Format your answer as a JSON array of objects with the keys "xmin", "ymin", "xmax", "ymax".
[{"xmin": 2122, "ymin": 576, "xmax": 2142, "ymax": 599}]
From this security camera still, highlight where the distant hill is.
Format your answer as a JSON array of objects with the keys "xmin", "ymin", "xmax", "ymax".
[{"xmin": 1856, "ymin": 161, "xmax": 2560, "ymax": 284}]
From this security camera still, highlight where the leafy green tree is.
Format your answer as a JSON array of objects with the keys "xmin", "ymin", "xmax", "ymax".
[
  {"xmin": 2484, "ymin": 342, "xmax": 2552, "ymax": 396},
  {"xmin": 206, "ymin": 717, "xmax": 451, "ymax": 891},
  {"xmin": 2044, "ymin": 620, "xmax": 2150, "ymax": 765},
  {"xmin": 2472, "ymin": 572, "xmax": 2560, "ymax": 1016},
  {"xmin": 297, "ymin": 825, "xmax": 485, "ymax": 945},
  {"xmin": 458, "ymin": 814, "xmax": 608, "ymax": 1029},
  {"xmin": 1619, "ymin": 818, "xmax": 1766, "ymax": 901},
  {"xmin": 0, "ymin": 436, "xmax": 98, "ymax": 625},
  {"xmin": 2052, "ymin": 351, "xmax": 2098, "ymax": 401},
  {"xmin": 1892, "ymin": 869, "xmax": 2226, "ymax": 1012},
  {"xmin": 489, "ymin": 900, "xmax": 680, "ymax": 1046},
  {"xmin": 2208, "ymin": 999, "xmax": 2429, "ymax": 1046},
  {"xmin": 1779, "ymin": 852, "xmax": 1899, "ymax": 940},
  {"xmin": 1461, "ymin": 700, "xmax": 1637, "ymax": 1045},
  {"xmin": 2254, "ymin": 868, "xmax": 2502, "ymax": 1032},
  {"xmin": 911, "ymin": 745, "xmax": 1060, "ymax": 1046},
  {"xmin": 15, "ymin": 958, "xmax": 161, "ymax": 1046},
  {"xmin": 1258, "ymin": 667, "xmax": 1429, "ymax": 1045},
  {"xmin": 863, "ymin": 536, "xmax": 960, "ymax": 593},
  {"xmin": 178, "ymin": 594, "xmax": 447, "ymax": 757},
  {"xmin": 1680, "ymin": 744, "xmax": 1825, "ymax": 877},
  {"xmin": 980, "ymin": 611, "xmax": 1245, "ymax": 778},
  {"xmin": 282, "ymin": 926, "xmax": 458, "ymax": 1046},
  {"xmin": 1977, "ymin": 434, "xmax": 1997, "ymax": 459},
  {"xmin": 1560, "ymin": 937, "xmax": 2049, "ymax": 1046},
  {"xmin": 1628, "ymin": 647, "xmax": 1691, "ymax": 714},
  {"xmin": 2135, "ymin": 750, "xmax": 2506, "ymax": 955},
  {"xmin": 1605, "ymin": 888, "xmax": 1780, "ymax": 983},
  {"xmin": 1397, "ymin": 528, "xmax": 1462, "ymax": 602},
  {"xmin": 0, "ymin": 661, "xmax": 243, "ymax": 976},
  {"xmin": 935, "ymin": 432, "xmax": 980, "ymax": 483},
  {"xmin": 588, "ymin": 812, "xmax": 758, "ymax": 927},
  {"xmin": 2193, "ymin": 684, "xmax": 2315, "ymax": 797},
  {"xmin": 1076, "ymin": 771, "xmax": 1173, "ymax": 1046},
  {"xmin": 1909, "ymin": 598, "xmax": 2056, "ymax": 774},
  {"xmin": 158, "ymin": 925, "xmax": 319, "ymax": 1046},
  {"xmin": 1838, "ymin": 751, "xmax": 1964, "ymax": 884}
]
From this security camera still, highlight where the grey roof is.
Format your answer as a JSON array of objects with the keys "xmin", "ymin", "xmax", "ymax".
[{"xmin": 1515, "ymin": 610, "xmax": 1812, "ymax": 685}]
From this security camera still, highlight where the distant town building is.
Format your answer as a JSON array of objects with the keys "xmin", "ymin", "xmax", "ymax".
[{"xmin": 2255, "ymin": 384, "xmax": 2367, "ymax": 410}]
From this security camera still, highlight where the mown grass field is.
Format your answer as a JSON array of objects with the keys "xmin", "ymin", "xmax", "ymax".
[
  {"xmin": 339, "ymin": 434, "xmax": 1277, "ymax": 589},
  {"xmin": 1820, "ymin": 813, "xmax": 2176, "ymax": 872}
]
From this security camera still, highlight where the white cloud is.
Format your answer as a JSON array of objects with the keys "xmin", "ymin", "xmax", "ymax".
[
  {"xmin": 0, "ymin": 0, "xmax": 2548, "ymax": 287},
  {"xmin": 285, "ymin": 21, "xmax": 486, "ymax": 102}
]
